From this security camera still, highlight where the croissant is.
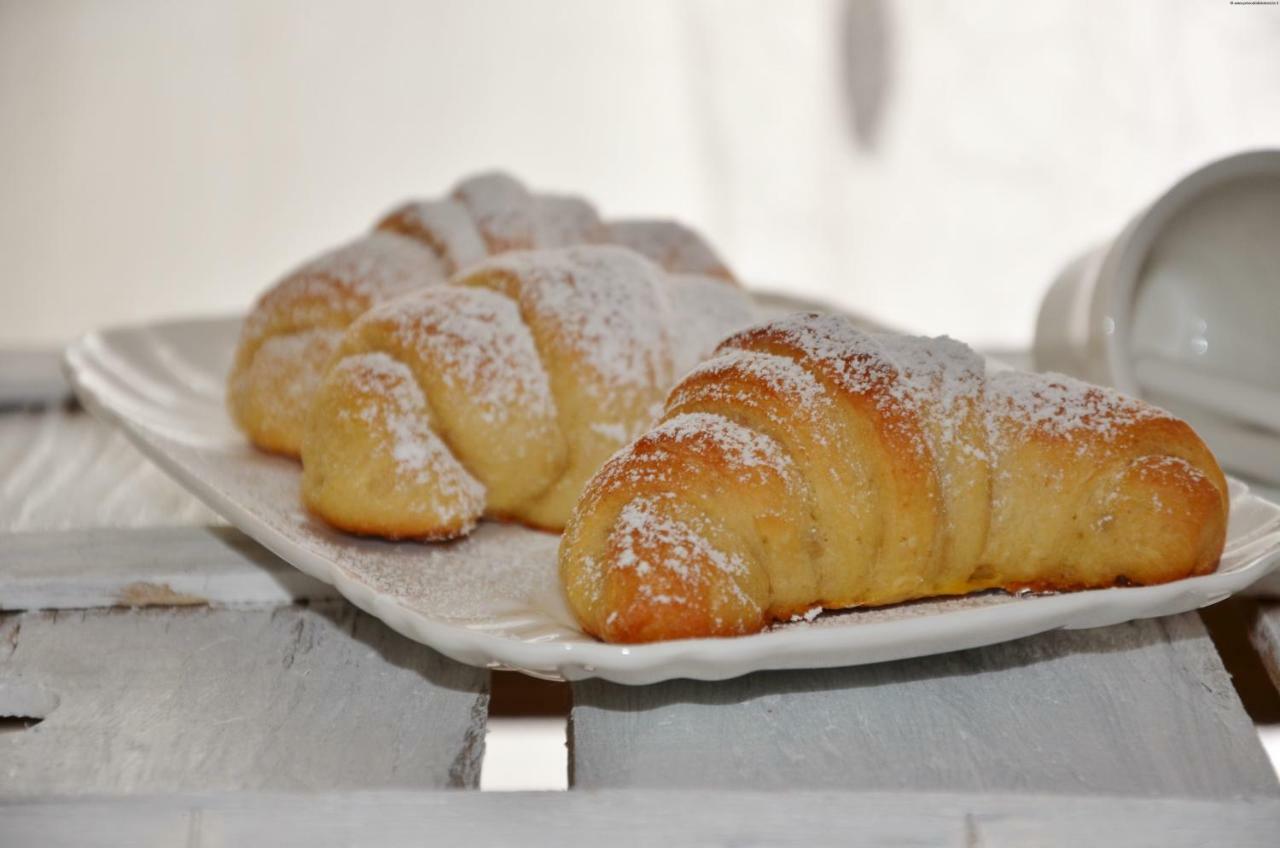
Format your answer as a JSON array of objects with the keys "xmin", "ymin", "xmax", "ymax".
[
  {"xmin": 300, "ymin": 245, "xmax": 755, "ymax": 540},
  {"xmin": 559, "ymin": 313, "xmax": 1229, "ymax": 643},
  {"xmin": 229, "ymin": 171, "xmax": 734, "ymax": 457}
]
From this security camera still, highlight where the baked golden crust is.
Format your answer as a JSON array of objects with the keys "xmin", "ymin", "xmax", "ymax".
[
  {"xmin": 604, "ymin": 219, "xmax": 736, "ymax": 283},
  {"xmin": 300, "ymin": 246, "xmax": 755, "ymax": 540},
  {"xmin": 230, "ymin": 172, "xmax": 735, "ymax": 458},
  {"xmin": 375, "ymin": 197, "xmax": 489, "ymax": 274},
  {"xmin": 559, "ymin": 313, "xmax": 1229, "ymax": 643},
  {"xmin": 301, "ymin": 349, "xmax": 487, "ymax": 540},
  {"xmin": 227, "ymin": 232, "xmax": 446, "ymax": 457}
]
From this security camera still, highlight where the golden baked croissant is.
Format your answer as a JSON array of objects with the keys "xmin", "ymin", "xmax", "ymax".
[
  {"xmin": 301, "ymin": 245, "xmax": 755, "ymax": 540},
  {"xmin": 559, "ymin": 313, "xmax": 1229, "ymax": 643},
  {"xmin": 229, "ymin": 171, "xmax": 734, "ymax": 457}
]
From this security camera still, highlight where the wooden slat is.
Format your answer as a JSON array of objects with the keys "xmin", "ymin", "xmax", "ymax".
[
  {"xmin": 0, "ymin": 527, "xmax": 334, "ymax": 610},
  {"xmin": 1251, "ymin": 602, "xmax": 1280, "ymax": 694},
  {"xmin": 570, "ymin": 614, "xmax": 1279, "ymax": 797},
  {"xmin": 0, "ymin": 409, "xmax": 217, "ymax": 532},
  {"xmin": 2, "ymin": 790, "xmax": 1279, "ymax": 847},
  {"xmin": 0, "ymin": 603, "xmax": 488, "ymax": 794}
]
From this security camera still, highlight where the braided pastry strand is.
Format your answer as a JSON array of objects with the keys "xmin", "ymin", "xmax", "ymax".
[
  {"xmin": 301, "ymin": 245, "xmax": 753, "ymax": 540},
  {"xmin": 604, "ymin": 219, "xmax": 735, "ymax": 283},
  {"xmin": 559, "ymin": 313, "xmax": 1229, "ymax": 643},
  {"xmin": 227, "ymin": 231, "xmax": 446, "ymax": 457}
]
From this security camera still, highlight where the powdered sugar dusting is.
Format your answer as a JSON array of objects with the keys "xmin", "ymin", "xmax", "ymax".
[
  {"xmin": 472, "ymin": 245, "xmax": 672, "ymax": 400},
  {"xmin": 368, "ymin": 287, "xmax": 555, "ymax": 426},
  {"xmin": 590, "ymin": 421, "xmax": 629, "ymax": 443},
  {"xmin": 748, "ymin": 315, "xmax": 994, "ymax": 463},
  {"xmin": 1140, "ymin": 454, "xmax": 1208, "ymax": 482},
  {"xmin": 236, "ymin": 328, "xmax": 342, "ymax": 407},
  {"xmin": 243, "ymin": 232, "xmax": 444, "ymax": 343},
  {"xmin": 765, "ymin": 313, "xmax": 893, "ymax": 394},
  {"xmin": 453, "ymin": 172, "xmax": 538, "ymax": 252},
  {"xmin": 651, "ymin": 412, "xmax": 793, "ymax": 474},
  {"xmin": 333, "ymin": 352, "xmax": 485, "ymax": 511},
  {"xmin": 605, "ymin": 219, "xmax": 732, "ymax": 279},
  {"xmin": 690, "ymin": 346, "xmax": 830, "ymax": 414},
  {"xmin": 757, "ymin": 314, "xmax": 1169, "ymax": 464},
  {"xmin": 384, "ymin": 174, "xmax": 731, "ymax": 278},
  {"xmin": 873, "ymin": 332, "xmax": 987, "ymax": 461},
  {"xmin": 986, "ymin": 370, "xmax": 1167, "ymax": 456},
  {"xmin": 774, "ymin": 590, "xmax": 1018, "ymax": 630},
  {"xmin": 609, "ymin": 495, "xmax": 758, "ymax": 612},
  {"xmin": 534, "ymin": 194, "xmax": 603, "ymax": 247},
  {"xmin": 297, "ymin": 231, "xmax": 444, "ymax": 298},
  {"xmin": 761, "ymin": 314, "xmax": 937, "ymax": 458},
  {"xmin": 789, "ymin": 605, "xmax": 824, "ymax": 623},
  {"xmin": 383, "ymin": 199, "xmax": 488, "ymax": 273},
  {"xmin": 336, "ymin": 525, "xmax": 564, "ymax": 625}
]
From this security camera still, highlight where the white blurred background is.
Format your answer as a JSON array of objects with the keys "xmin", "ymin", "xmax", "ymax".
[{"xmin": 3, "ymin": 0, "xmax": 1279, "ymax": 348}]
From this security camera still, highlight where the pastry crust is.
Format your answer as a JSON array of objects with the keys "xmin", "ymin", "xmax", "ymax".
[
  {"xmin": 229, "ymin": 172, "xmax": 735, "ymax": 457},
  {"xmin": 605, "ymin": 219, "xmax": 736, "ymax": 283},
  {"xmin": 227, "ymin": 232, "xmax": 445, "ymax": 456},
  {"xmin": 300, "ymin": 246, "xmax": 756, "ymax": 540},
  {"xmin": 559, "ymin": 313, "xmax": 1229, "ymax": 643}
]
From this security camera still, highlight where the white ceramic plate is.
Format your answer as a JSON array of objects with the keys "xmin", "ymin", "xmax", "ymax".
[{"xmin": 65, "ymin": 314, "xmax": 1280, "ymax": 684}]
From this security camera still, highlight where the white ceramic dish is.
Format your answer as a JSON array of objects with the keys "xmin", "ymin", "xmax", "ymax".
[
  {"xmin": 65, "ymin": 314, "xmax": 1280, "ymax": 684},
  {"xmin": 1034, "ymin": 149, "xmax": 1280, "ymax": 483}
]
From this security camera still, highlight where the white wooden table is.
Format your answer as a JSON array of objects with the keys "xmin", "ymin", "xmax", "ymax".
[{"xmin": 3, "ymin": 387, "xmax": 1280, "ymax": 845}]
